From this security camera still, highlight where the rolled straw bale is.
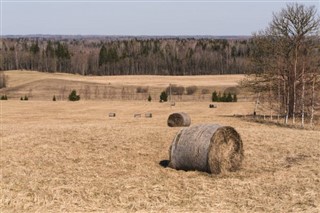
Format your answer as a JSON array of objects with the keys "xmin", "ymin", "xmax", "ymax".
[
  {"xmin": 109, "ymin": 113, "xmax": 116, "ymax": 117},
  {"xmin": 145, "ymin": 113, "xmax": 152, "ymax": 118},
  {"xmin": 167, "ymin": 112, "xmax": 191, "ymax": 127},
  {"xmin": 134, "ymin": 113, "xmax": 141, "ymax": 118},
  {"xmin": 168, "ymin": 124, "xmax": 244, "ymax": 174}
]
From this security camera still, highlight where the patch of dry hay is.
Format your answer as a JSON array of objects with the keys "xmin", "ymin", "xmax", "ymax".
[
  {"xmin": 169, "ymin": 124, "xmax": 243, "ymax": 174},
  {"xmin": 167, "ymin": 112, "xmax": 191, "ymax": 127},
  {"xmin": 1, "ymin": 101, "xmax": 320, "ymax": 212}
]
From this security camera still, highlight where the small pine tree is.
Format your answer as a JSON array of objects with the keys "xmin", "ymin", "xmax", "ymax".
[
  {"xmin": 24, "ymin": 95, "xmax": 28, "ymax": 101},
  {"xmin": 147, "ymin": 94, "xmax": 152, "ymax": 102},
  {"xmin": 226, "ymin": 92, "xmax": 233, "ymax": 102},
  {"xmin": 53, "ymin": 95, "xmax": 56, "ymax": 101},
  {"xmin": 68, "ymin": 90, "xmax": 80, "ymax": 101},
  {"xmin": 212, "ymin": 91, "xmax": 218, "ymax": 102},
  {"xmin": 217, "ymin": 92, "xmax": 222, "ymax": 102},
  {"xmin": 159, "ymin": 91, "xmax": 168, "ymax": 102},
  {"xmin": 233, "ymin": 94, "xmax": 238, "ymax": 102},
  {"xmin": 20, "ymin": 97, "xmax": 23, "ymax": 101},
  {"xmin": 220, "ymin": 93, "xmax": 227, "ymax": 102}
]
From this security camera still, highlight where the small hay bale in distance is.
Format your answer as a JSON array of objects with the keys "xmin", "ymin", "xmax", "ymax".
[
  {"xmin": 209, "ymin": 104, "xmax": 217, "ymax": 108},
  {"xmin": 134, "ymin": 113, "xmax": 141, "ymax": 118},
  {"xmin": 109, "ymin": 112, "xmax": 116, "ymax": 117},
  {"xmin": 168, "ymin": 124, "xmax": 244, "ymax": 174},
  {"xmin": 167, "ymin": 112, "xmax": 191, "ymax": 127},
  {"xmin": 145, "ymin": 113, "xmax": 152, "ymax": 118}
]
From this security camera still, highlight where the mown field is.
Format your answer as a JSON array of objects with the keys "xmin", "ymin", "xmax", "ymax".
[{"xmin": 1, "ymin": 71, "xmax": 319, "ymax": 212}]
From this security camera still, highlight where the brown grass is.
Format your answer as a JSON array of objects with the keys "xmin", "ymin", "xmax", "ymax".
[
  {"xmin": 1, "ymin": 100, "xmax": 319, "ymax": 212},
  {"xmin": 0, "ymin": 71, "xmax": 319, "ymax": 212},
  {"xmin": 2, "ymin": 71, "xmax": 248, "ymax": 102}
]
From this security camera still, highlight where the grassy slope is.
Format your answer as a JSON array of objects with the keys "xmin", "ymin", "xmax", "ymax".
[
  {"xmin": 1, "ymin": 101, "xmax": 319, "ymax": 212},
  {"xmin": 1, "ymin": 71, "xmax": 319, "ymax": 212},
  {"xmin": 1, "ymin": 70, "xmax": 246, "ymax": 101}
]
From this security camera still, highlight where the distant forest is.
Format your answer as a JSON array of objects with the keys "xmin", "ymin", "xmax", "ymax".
[{"xmin": 0, "ymin": 36, "xmax": 251, "ymax": 75}]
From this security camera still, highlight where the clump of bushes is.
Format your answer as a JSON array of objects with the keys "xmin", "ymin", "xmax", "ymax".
[
  {"xmin": 186, "ymin": 86, "xmax": 198, "ymax": 95},
  {"xmin": 212, "ymin": 91, "xmax": 237, "ymax": 102},
  {"xmin": 1, "ymin": 95, "xmax": 8, "ymax": 100},
  {"xmin": 136, "ymin": 86, "xmax": 148, "ymax": 93},
  {"xmin": 166, "ymin": 84, "xmax": 185, "ymax": 96},
  {"xmin": 201, "ymin": 88, "xmax": 209, "ymax": 94},
  {"xmin": 160, "ymin": 91, "xmax": 168, "ymax": 102},
  {"xmin": 68, "ymin": 90, "xmax": 80, "ymax": 101},
  {"xmin": 20, "ymin": 95, "xmax": 28, "ymax": 101}
]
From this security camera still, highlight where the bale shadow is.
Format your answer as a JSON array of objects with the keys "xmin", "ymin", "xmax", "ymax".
[{"xmin": 159, "ymin": 160, "xmax": 170, "ymax": 168}]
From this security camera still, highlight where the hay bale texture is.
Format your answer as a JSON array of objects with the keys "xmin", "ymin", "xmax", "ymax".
[
  {"xmin": 168, "ymin": 124, "xmax": 244, "ymax": 174},
  {"xmin": 167, "ymin": 112, "xmax": 191, "ymax": 127}
]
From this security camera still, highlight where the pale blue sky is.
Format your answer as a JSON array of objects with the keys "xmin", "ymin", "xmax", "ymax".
[{"xmin": 1, "ymin": 0, "xmax": 319, "ymax": 35}]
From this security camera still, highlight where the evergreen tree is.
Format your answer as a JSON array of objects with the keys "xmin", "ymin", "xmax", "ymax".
[
  {"xmin": 30, "ymin": 42, "xmax": 40, "ymax": 54},
  {"xmin": 217, "ymin": 92, "xmax": 222, "ymax": 102},
  {"xmin": 226, "ymin": 92, "xmax": 233, "ymax": 102},
  {"xmin": 160, "ymin": 91, "xmax": 168, "ymax": 102},
  {"xmin": 99, "ymin": 45, "xmax": 108, "ymax": 66},
  {"xmin": 53, "ymin": 95, "xmax": 56, "ymax": 101},
  {"xmin": 148, "ymin": 94, "xmax": 152, "ymax": 102},
  {"xmin": 212, "ymin": 91, "xmax": 218, "ymax": 102},
  {"xmin": 24, "ymin": 95, "xmax": 28, "ymax": 101},
  {"xmin": 68, "ymin": 90, "xmax": 80, "ymax": 101},
  {"xmin": 221, "ymin": 93, "xmax": 227, "ymax": 102}
]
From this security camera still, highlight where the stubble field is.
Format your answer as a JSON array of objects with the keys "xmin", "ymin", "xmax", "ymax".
[{"xmin": 0, "ymin": 71, "xmax": 319, "ymax": 212}]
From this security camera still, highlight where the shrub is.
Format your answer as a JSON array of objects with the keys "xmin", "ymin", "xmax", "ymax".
[
  {"xmin": 201, "ymin": 88, "xmax": 209, "ymax": 95},
  {"xmin": 166, "ymin": 84, "xmax": 184, "ymax": 96},
  {"xmin": 224, "ymin": 87, "xmax": 240, "ymax": 95},
  {"xmin": 136, "ymin": 86, "xmax": 148, "ymax": 93},
  {"xmin": 1, "ymin": 95, "xmax": 8, "ymax": 100},
  {"xmin": 68, "ymin": 90, "xmax": 80, "ymax": 101},
  {"xmin": 0, "ymin": 72, "xmax": 7, "ymax": 89},
  {"xmin": 20, "ymin": 97, "xmax": 23, "ymax": 101},
  {"xmin": 212, "ymin": 91, "xmax": 219, "ymax": 102},
  {"xmin": 147, "ymin": 94, "xmax": 152, "ymax": 102},
  {"xmin": 24, "ymin": 95, "xmax": 28, "ymax": 101},
  {"xmin": 233, "ymin": 94, "xmax": 238, "ymax": 102},
  {"xmin": 160, "ymin": 91, "xmax": 168, "ymax": 102},
  {"xmin": 226, "ymin": 92, "xmax": 233, "ymax": 102},
  {"xmin": 53, "ymin": 95, "xmax": 56, "ymax": 101},
  {"xmin": 220, "ymin": 93, "xmax": 227, "ymax": 102},
  {"xmin": 186, "ymin": 86, "xmax": 198, "ymax": 95}
]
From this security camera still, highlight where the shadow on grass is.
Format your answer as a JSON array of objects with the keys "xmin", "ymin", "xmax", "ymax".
[{"xmin": 159, "ymin": 160, "xmax": 170, "ymax": 168}]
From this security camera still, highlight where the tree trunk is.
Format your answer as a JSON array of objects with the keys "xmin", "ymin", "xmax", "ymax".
[
  {"xmin": 292, "ymin": 45, "xmax": 298, "ymax": 124},
  {"xmin": 301, "ymin": 62, "xmax": 305, "ymax": 128},
  {"xmin": 310, "ymin": 75, "xmax": 315, "ymax": 126}
]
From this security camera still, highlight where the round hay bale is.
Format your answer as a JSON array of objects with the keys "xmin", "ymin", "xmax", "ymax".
[
  {"xmin": 109, "ymin": 112, "xmax": 116, "ymax": 117},
  {"xmin": 168, "ymin": 124, "xmax": 244, "ymax": 174},
  {"xmin": 145, "ymin": 113, "xmax": 152, "ymax": 118},
  {"xmin": 167, "ymin": 112, "xmax": 191, "ymax": 127}
]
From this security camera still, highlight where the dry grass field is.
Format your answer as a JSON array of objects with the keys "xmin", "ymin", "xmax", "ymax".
[
  {"xmin": 1, "ymin": 71, "xmax": 320, "ymax": 212},
  {"xmin": 2, "ymin": 71, "xmax": 247, "ymax": 102}
]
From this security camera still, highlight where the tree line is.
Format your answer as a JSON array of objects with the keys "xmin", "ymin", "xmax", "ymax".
[{"xmin": 0, "ymin": 37, "xmax": 251, "ymax": 75}]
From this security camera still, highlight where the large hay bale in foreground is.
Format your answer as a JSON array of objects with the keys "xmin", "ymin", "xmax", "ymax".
[
  {"xmin": 168, "ymin": 124, "xmax": 244, "ymax": 174},
  {"xmin": 167, "ymin": 112, "xmax": 191, "ymax": 127}
]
